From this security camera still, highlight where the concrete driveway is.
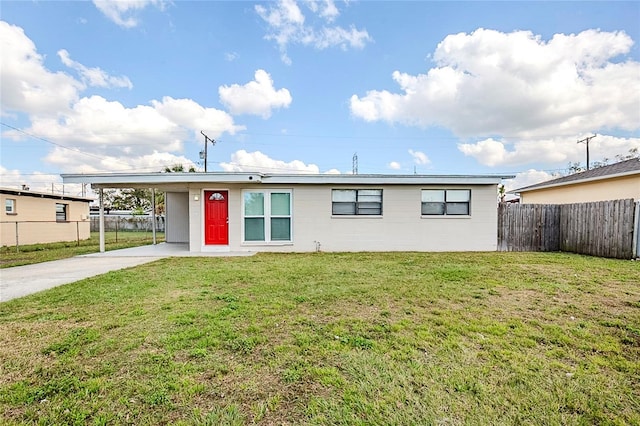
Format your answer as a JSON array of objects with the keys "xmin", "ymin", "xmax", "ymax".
[
  {"xmin": 0, "ymin": 256, "xmax": 164, "ymax": 302},
  {"xmin": 0, "ymin": 243, "xmax": 255, "ymax": 302}
]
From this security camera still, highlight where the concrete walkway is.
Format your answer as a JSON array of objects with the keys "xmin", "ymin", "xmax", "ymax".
[{"xmin": 0, "ymin": 243, "xmax": 255, "ymax": 302}]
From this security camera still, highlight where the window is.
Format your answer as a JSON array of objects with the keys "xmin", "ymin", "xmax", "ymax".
[
  {"xmin": 5, "ymin": 199, "xmax": 16, "ymax": 214},
  {"xmin": 332, "ymin": 189, "xmax": 382, "ymax": 215},
  {"xmin": 422, "ymin": 189, "xmax": 471, "ymax": 216},
  {"xmin": 56, "ymin": 203, "xmax": 68, "ymax": 222},
  {"xmin": 243, "ymin": 190, "xmax": 291, "ymax": 242}
]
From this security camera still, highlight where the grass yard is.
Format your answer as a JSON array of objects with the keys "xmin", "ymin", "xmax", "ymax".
[
  {"xmin": 0, "ymin": 232, "xmax": 165, "ymax": 268},
  {"xmin": 0, "ymin": 252, "xmax": 638, "ymax": 425}
]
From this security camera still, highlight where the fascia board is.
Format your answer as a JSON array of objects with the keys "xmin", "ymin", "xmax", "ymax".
[
  {"xmin": 61, "ymin": 172, "xmax": 264, "ymax": 186},
  {"xmin": 262, "ymin": 174, "xmax": 513, "ymax": 185},
  {"xmin": 61, "ymin": 172, "xmax": 513, "ymax": 187},
  {"xmin": 513, "ymin": 170, "xmax": 640, "ymax": 194}
]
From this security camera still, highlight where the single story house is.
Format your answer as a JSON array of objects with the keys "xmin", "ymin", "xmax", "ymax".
[
  {"xmin": 61, "ymin": 172, "xmax": 512, "ymax": 253},
  {"xmin": 512, "ymin": 158, "xmax": 640, "ymax": 204},
  {"xmin": 0, "ymin": 187, "xmax": 92, "ymax": 247}
]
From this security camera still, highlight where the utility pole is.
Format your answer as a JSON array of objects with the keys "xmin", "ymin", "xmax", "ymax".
[
  {"xmin": 200, "ymin": 131, "xmax": 216, "ymax": 172},
  {"xmin": 352, "ymin": 153, "xmax": 358, "ymax": 175},
  {"xmin": 577, "ymin": 134, "xmax": 596, "ymax": 170}
]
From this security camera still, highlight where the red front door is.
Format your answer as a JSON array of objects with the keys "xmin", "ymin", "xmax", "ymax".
[{"xmin": 205, "ymin": 191, "xmax": 228, "ymax": 245}]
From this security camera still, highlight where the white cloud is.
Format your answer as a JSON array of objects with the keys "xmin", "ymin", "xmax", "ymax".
[
  {"xmin": 503, "ymin": 169, "xmax": 555, "ymax": 193},
  {"xmin": 44, "ymin": 148, "xmax": 198, "ymax": 175},
  {"xmin": 388, "ymin": 161, "xmax": 401, "ymax": 170},
  {"xmin": 0, "ymin": 165, "xmax": 92, "ymax": 199},
  {"xmin": 408, "ymin": 149, "xmax": 430, "ymax": 165},
  {"xmin": 308, "ymin": 0, "xmax": 339, "ymax": 22},
  {"xmin": 0, "ymin": 166, "xmax": 63, "ymax": 192},
  {"xmin": 92, "ymin": 0, "xmax": 165, "ymax": 28},
  {"xmin": 6, "ymin": 95, "xmax": 244, "ymax": 161},
  {"xmin": 1, "ymin": 21, "xmax": 245, "ymax": 176},
  {"xmin": 224, "ymin": 52, "xmax": 239, "ymax": 62},
  {"xmin": 220, "ymin": 150, "xmax": 322, "ymax": 173},
  {"xmin": 350, "ymin": 28, "xmax": 640, "ymax": 166},
  {"xmin": 219, "ymin": 70, "xmax": 292, "ymax": 118},
  {"xmin": 459, "ymin": 135, "xmax": 640, "ymax": 167},
  {"xmin": 58, "ymin": 49, "xmax": 132, "ymax": 89},
  {"xmin": 0, "ymin": 21, "xmax": 81, "ymax": 116},
  {"xmin": 255, "ymin": 0, "xmax": 371, "ymax": 64},
  {"xmin": 152, "ymin": 96, "xmax": 244, "ymax": 136}
]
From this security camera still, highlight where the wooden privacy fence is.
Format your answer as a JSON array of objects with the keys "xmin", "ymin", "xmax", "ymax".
[{"xmin": 498, "ymin": 199, "xmax": 638, "ymax": 259}]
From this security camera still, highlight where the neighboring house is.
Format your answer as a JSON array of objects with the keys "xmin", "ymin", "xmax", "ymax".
[
  {"xmin": 0, "ymin": 187, "xmax": 92, "ymax": 247},
  {"xmin": 512, "ymin": 158, "xmax": 640, "ymax": 204},
  {"xmin": 62, "ymin": 172, "xmax": 512, "ymax": 253}
]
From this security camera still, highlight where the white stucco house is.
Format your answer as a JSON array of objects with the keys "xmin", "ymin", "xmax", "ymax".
[{"xmin": 61, "ymin": 172, "xmax": 512, "ymax": 253}]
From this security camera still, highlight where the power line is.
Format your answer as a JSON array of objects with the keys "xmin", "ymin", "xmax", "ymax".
[
  {"xmin": 5, "ymin": 121, "xmax": 604, "ymax": 142},
  {"xmin": 1, "ymin": 122, "xmax": 108, "ymax": 162}
]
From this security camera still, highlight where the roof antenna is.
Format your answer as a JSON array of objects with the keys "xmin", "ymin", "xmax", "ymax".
[{"xmin": 352, "ymin": 152, "xmax": 358, "ymax": 175}]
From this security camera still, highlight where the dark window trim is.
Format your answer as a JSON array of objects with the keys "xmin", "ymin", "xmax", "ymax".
[
  {"xmin": 421, "ymin": 189, "xmax": 471, "ymax": 216},
  {"xmin": 56, "ymin": 203, "xmax": 68, "ymax": 222},
  {"xmin": 332, "ymin": 189, "xmax": 383, "ymax": 216}
]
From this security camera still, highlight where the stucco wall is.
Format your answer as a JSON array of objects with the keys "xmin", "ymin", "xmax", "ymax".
[
  {"xmin": 183, "ymin": 183, "xmax": 498, "ymax": 252},
  {"xmin": 1, "ymin": 193, "xmax": 90, "ymax": 247},
  {"xmin": 520, "ymin": 175, "xmax": 640, "ymax": 204}
]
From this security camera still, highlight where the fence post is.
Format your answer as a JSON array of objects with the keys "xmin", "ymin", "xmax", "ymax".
[
  {"xmin": 633, "ymin": 201, "xmax": 640, "ymax": 259},
  {"xmin": 76, "ymin": 221, "xmax": 80, "ymax": 246},
  {"xmin": 151, "ymin": 188, "xmax": 157, "ymax": 245},
  {"xmin": 15, "ymin": 221, "xmax": 19, "ymax": 253}
]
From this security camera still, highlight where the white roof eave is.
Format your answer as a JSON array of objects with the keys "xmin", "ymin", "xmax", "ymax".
[
  {"xmin": 61, "ymin": 172, "xmax": 264, "ymax": 187},
  {"xmin": 262, "ymin": 174, "xmax": 511, "ymax": 185},
  {"xmin": 61, "ymin": 172, "xmax": 513, "ymax": 187},
  {"xmin": 513, "ymin": 169, "xmax": 640, "ymax": 194}
]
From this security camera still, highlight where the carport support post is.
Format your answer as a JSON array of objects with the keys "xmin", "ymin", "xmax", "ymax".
[
  {"xmin": 151, "ymin": 188, "xmax": 157, "ymax": 245},
  {"xmin": 99, "ymin": 188, "xmax": 105, "ymax": 253}
]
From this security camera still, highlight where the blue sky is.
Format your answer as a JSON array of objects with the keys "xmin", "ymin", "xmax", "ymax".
[{"xmin": 1, "ymin": 0, "xmax": 639, "ymax": 195}]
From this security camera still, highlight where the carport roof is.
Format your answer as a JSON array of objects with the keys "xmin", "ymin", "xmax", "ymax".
[{"xmin": 61, "ymin": 172, "xmax": 514, "ymax": 189}]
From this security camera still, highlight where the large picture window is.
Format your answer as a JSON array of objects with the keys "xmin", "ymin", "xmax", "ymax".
[
  {"xmin": 332, "ymin": 189, "xmax": 382, "ymax": 215},
  {"xmin": 243, "ymin": 190, "xmax": 292, "ymax": 242},
  {"xmin": 56, "ymin": 203, "xmax": 68, "ymax": 222},
  {"xmin": 422, "ymin": 189, "xmax": 471, "ymax": 216}
]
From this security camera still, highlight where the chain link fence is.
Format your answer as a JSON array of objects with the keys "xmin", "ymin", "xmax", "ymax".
[
  {"xmin": 2, "ymin": 217, "xmax": 165, "ymax": 252},
  {"xmin": 89, "ymin": 215, "xmax": 165, "ymax": 233}
]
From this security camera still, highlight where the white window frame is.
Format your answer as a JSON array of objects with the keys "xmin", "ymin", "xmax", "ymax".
[
  {"xmin": 5, "ymin": 198, "xmax": 16, "ymax": 214},
  {"xmin": 421, "ymin": 189, "xmax": 471, "ymax": 216},
  {"xmin": 331, "ymin": 189, "xmax": 383, "ymax": 216},
  {"xmin": 242, "ymin": 189, "xmax": 293, "ymax": 244}
]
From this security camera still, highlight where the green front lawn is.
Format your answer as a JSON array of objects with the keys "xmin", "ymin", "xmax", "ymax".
[
  {"xmin": 1, "ymin": 252, "xmax": 638, "ymax": 425},
  {"xmin": 0, "ymin": 232, "xmax": 165, "ymax": 268}
]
